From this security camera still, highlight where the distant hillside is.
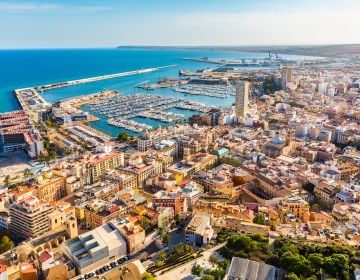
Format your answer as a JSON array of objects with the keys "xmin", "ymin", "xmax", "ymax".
[{"xmin": 117, "ymin": 44, "xmax": 360, "ymax": 58}]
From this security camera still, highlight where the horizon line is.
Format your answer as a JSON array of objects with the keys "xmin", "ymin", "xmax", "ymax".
[{"xmin": 1, "ymin": 42, "xmax": 360, "ymax": 51}]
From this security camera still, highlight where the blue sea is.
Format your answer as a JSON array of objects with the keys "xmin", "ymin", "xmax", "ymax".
[{"xmin": 0, "ymin": 48, "xmax": 316, "ymax": 136}]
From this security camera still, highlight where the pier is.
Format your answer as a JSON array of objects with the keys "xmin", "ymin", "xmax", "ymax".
[
  {"xmin": 14, "ymin": 88, "xmax": 51, "ymax": 121},
  {"xmin": 33, "ymin": 65, "xmax": 176, "ymax": 91}
]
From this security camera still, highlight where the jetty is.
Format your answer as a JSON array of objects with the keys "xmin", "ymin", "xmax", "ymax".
[{"xmin": 33, "ymin": 65, "xmax": 176, "ymax": 91}]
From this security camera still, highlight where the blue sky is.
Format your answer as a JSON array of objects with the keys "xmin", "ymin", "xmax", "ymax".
[{"xmin": 0, "ymin": 0, "xmax": 359, "ymax": 48}]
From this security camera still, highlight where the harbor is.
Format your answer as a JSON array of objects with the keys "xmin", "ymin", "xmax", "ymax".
[
  {"xmin": 3, "ymin": 49, "xmax": 328, "ymax": 140},
  {"xmin": 13, "ymin": 65, "xmax": 175, "ymax": 120},
  {"xmin": 86, "ymin": 93, "xmax": 214, "ymax": 133},
  {"xmin": 173, "ymin": 84, "xmax": 236, "ymax": 98}
]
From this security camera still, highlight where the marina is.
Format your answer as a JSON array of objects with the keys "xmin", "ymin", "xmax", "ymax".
[
  {"xmin": 86, "ymin": 94, "xmax": 214, "ymax": 132},
  {"xmin": 13, "ymin": 65, "xmax": 175, "ymax": 120},
  {"xmin": 173, "ymin": 84, "xmax": 236, "ymax": 98},
  {"xmin": 107, "ymin": 118, "xmax": 152, "ymax": 133}
]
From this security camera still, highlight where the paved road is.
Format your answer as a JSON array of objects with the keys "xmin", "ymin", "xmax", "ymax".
[{"xmin": 157, "ymin": 243, "xmax": 225, "ymax": 280}]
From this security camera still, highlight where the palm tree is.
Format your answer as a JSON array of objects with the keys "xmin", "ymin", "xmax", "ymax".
[
  {"xmin": 3, "ymin": 175, "xmax": 10, "ymax": 187},
  {"xmin": 24, "ymin": 168, "xmax": 33, "ymax": 180},
  {"xmin": 40, "ymin": 154, "xmax": 51, "ymax": 168}
]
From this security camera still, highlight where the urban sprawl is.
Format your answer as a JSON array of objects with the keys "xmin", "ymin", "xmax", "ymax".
[{"xmin": 1, "ymin": 55, "xmax": 360, "ymax": 280}]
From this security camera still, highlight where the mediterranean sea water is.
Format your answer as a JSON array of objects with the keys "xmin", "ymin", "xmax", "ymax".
[{"xmin": 0, "ymin": 48, "xmax": 317, "ymax": 136}]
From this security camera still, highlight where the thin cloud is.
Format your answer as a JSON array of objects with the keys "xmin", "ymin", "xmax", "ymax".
[
  {"xmin": 0, "ymin": 2, "xmax": 113, "ymax": 13},
  {"xmin": 0, "ymin": 2, "xmax": 58, "ymax": 11},
  {"xmin": 74, "ymin": 6, "xmax": 114, "ymax": 13}
]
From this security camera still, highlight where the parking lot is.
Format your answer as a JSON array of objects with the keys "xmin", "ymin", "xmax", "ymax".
[{"xmin": 77, "ymin": 256, "xmax": 128, "ymax": 280}]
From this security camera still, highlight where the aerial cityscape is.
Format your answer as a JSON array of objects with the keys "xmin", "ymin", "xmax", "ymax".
[{"xmin": 1, "ymin": 1, "xmax": 360, "ymax": 280}]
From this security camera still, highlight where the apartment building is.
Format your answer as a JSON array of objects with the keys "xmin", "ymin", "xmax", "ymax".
[
  {"xmin": 9, "ymin": 196, "xmax": 53, "ymax": 239},
  {"xmin": 194, "ymin": 200, "xmax": 253, "ymax": 222},
  {"xmin": 254, "ymin": 172, "xmax": 292, "ymax": 199},
  {"xmin": 185, "ymin": 213, "xmax": 213, "ymax": 246},
  {"xmin": 0, "ymin": 110, "xmax": 43, "ymax": 158},
  {"xmin": 120, "ymin": 162, "xmax": 161, "ymax": 188},
  {"xmin": 152, "ymin": 191, "xmax": 185, "ymax": 213},
  {"xmin": 281, "ymin": 195, "xmax": 310, "ymax": 222},
  {"xmin": 109, "ymin": 218, "xmax": 145, "ymax": 254},
  {"xmin": 35, "ymin": 171, "xmax": 67, "ymax": 201},
  {"xmin": 86, "ymin": 152, "xmax": 124, "ymax": 183},
  {"xmin": 102, "ymin": 170, "xmax": 138, "ymax": 189}
]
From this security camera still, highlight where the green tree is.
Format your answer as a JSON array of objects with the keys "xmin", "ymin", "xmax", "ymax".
[
  {"xmin": 23, "ymin": 168, "xmax": 33, "ymax": 179},
  {"xmin": 280, "ymin": 251, "xmax": 314, "ymax": 277},
  {"xmin": 226, "ymin": 234, "xmax": 258, "ymax": 254},
  {"xmin": 209, "ymin": 255, "xmax": 219, "ymax": 265},
  {"xmin": 303, "ymin": 182, "xmax": 315, "ymax": 193},
  {"xmin": 308, "ymin": 253, "xmax": 324, "ymax": 268},
  {"xmin": 216, "ymin": 259, "xmax": 229, "ymax": 271},
  {"xmin": 81, "ymin": 142, "xmax": 89, "ymax": 150},
  {"xmin": 40, "ymin": 154, "xmax": 51, "ymax": 167},
  {"xmin": 219, "ymin": 157, "xmax": 241, "ymax": 167},
  {"xmin": 43, "ymin": 140, "xmax": 51, "ymax": 150},
  {"xmin": 192, "ymin": 264, "xmax": 202, "ymax": 276},
  {"xmin": 140, "ymin": 216, "xmax": 150, "ymax": 228},
  {"xmin": 201, "ymin": 275, "xmax": 214, "ymax": 280},
  {"xmin": 3, "ymin": 175, "xmax": 10, "ymax": 187},
  {"xmin": 170, "ymin": 243, "xmax": 195, "ymax": 258},
  {"xmin": 48, "ymin": 149, "xmax": 57, "ymax": 161},
  {"xmin": 117, "ymin": 132, "xmax": 129, "ymax": 142},
  {"xmin": 143, "ymin": 272, "xmax": 157, "ymax": 280},
  {"xmin": 323, "ymin": 254, "xmax": 350, "ymax": 280},
  {"xmin": 158, "ymin": 250, "xmax": 167, "ymax": 262},
  {"xmin": 284, "ymin": 273, "xmax": 300, "ymax": 280},
  {"xmin": 174, "ymin": 212, "xmax": 181, "ymax": 224},
  {"xmin": 253, "ymin": 213, "xmax": 266, "ymax": 225},
  {"xmin": 208, "ymin": 268, "xmax": 225, "ymax": 280},
  {"xmin": 274, "ymin": 237, "xmax": 299, "ymax": 256},
  {"xmin": 310, "ymin": 204, "xmax": 320, "ymax": 212},
  {"xmin": 298, "ymin": 243, "xmax": 316, "ymax": 257},
  {"xmin": 323, "ymin": 256, "xmax": 336, "ymax": 276},
  {"xmin": 162, "ymin": 233, "xmax": 171, "ymax": 244},
  {"xmin": 155, "ymin": 260, "xmax": 165, "ymax": 267},
  {"xmin": 0, "ymin": 235, "xmax": 15, "ymax": 254}
]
